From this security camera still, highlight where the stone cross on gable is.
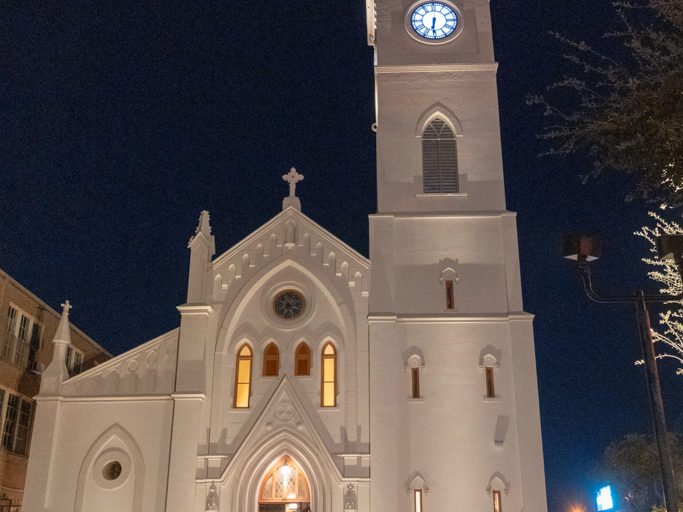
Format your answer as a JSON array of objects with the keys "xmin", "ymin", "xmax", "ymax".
[
  {"xmin": 282, "ymin": 167, "xmax": 304, "ymax": 197},
  {"xmin": 60, "ymin": 300, "xmax": 72, "ymax": 316}
]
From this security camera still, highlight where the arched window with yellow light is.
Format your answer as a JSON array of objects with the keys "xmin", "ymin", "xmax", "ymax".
[
  {"xmin": 320, "ymin": 342, "xmax": 337, "ymax": 407},
  {"xmin": 259, "ymin": 456, "xmax": 310, "ymax": 508},
  {"xmin": 233, "ymin": 344, "xmax": 253, "ymax": 408}
]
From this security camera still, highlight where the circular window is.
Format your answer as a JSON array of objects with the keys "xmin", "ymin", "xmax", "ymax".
[
  {"xmin": 273, "ymin": 290, "xmax": 305, "ymax": 319},
  {"xmin": 103, "ymin": 461, "xmax": 122, "ymax": 480}
]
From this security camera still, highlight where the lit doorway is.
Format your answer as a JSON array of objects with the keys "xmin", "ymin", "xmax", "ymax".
[{"xmin": 258, "ymin": 456, "xmax": 311, "ymax": 512}]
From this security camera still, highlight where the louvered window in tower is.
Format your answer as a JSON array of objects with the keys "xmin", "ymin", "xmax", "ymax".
[{"xmin": 422, "ymin": 118, "xmax": 458, "ymax": 193}]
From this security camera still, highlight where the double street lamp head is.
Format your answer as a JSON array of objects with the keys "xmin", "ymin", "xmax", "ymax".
[
  {"xmin": 563, "ymin": 235, "xmax": 600, "ymax": 263},
  {"xmin": 564, "ymin": 233, "xmax": 683, "ymax": 282},
  {"xmin": 564, "ymin": 234, "xmax": 683, "ymax": 262}
]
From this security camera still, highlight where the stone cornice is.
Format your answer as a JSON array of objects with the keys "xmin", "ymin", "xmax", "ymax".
[
  {"xmin": 375, "ymin": 62, "xmax": 498, "ymax": 74},
  {"xmin": 368, "ymin": 312, "xmax": 534, "ymax": 323}
]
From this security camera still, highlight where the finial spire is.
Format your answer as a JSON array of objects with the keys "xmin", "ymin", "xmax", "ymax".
[
  {"xmin": 282, "ymin": 167, "xmax": 304, "ymax": 211},
  {"xmin": 40, "ymin": 299, "xmax": 74, "ymax": 395},
  {"xmin": 188, "ymin": 210, "xmax": 216, "ymax": 255},
  {"xmin": 53, "ymin": 300, "xmax": 73, "ymax": 345}
]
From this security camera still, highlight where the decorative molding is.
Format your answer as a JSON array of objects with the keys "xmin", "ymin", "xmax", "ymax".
[
  {"xmin": 210, "ymin": 209, "xmax": 370, "ymax": 300},
  {"xmin": 485, "ymin": 471, "xmax": 511, "ymax": 495},
  {"xmin": 375, "ymin": 63, "xmax": 498, "ymax": 74},
  {"xmin": 60, "ymin": 329, "xmax": 178, "ymax": 396},
  {"xmin": 368, "ymin": 313, "xmax": 534, "ymax": 323},
  {"xmin": 369, "ymin": 210, "xmax": 517, "ymax": 220}
]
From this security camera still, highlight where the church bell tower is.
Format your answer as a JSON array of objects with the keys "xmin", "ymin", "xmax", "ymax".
[{"xmin": 366, "ymin": 0, "xmax": 548, "ymax": 510}]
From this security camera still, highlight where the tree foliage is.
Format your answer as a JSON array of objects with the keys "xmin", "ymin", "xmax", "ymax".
[
  {"xmin": 635, "ymin": 213, "xmax": 683, "ymax": 375},
  {"xmin": 528, "ymin": 0, "xmax": 683, "ymax": 206},
  {"xmin": 602, "ymin": 433, "xmax": 683, "ymax": 512}
]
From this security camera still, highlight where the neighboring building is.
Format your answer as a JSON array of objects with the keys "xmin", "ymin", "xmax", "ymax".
[
  {"xmin": 24, "ymin": 0, "xmax": 549, "ymax": 511},
  {"xmin": 0, "ymin": 269, "xmax": 110, "ymax": 506}
]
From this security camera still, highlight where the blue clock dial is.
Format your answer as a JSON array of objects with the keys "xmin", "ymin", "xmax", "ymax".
[{"xmin": 410, "ymin": 2, "xmax": 458, "ymax": 40}]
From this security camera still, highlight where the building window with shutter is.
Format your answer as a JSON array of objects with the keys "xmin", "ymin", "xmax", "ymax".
[
  {"xmin": 295, "ymin": 342, "xmax": 311, "ymax": 376},
  {"xmin": 422, "ymin": 118, "xmax": 458, "ymax": 193},
  {"xmin": 263, "ymin": 343, "xmax": 279, "ymax": 377},
  {"xmin": 0, "ymin": 391, "xmax": 33, "ymax": 455},
  {"xmin": 3, "ymin": 304, "xmax": 41, "ymax": 369}
]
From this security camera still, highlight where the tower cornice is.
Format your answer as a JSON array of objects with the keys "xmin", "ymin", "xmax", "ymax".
[{"xmin": 375, "ymin": 62, "xmax": 498, "ymax": 74}]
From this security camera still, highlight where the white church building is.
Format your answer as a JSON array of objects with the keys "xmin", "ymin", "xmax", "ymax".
[{"xmin": 23, "ymin": 0, "xmax": 548, "ymax": 511}]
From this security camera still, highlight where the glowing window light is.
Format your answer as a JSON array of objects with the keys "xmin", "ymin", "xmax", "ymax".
[
  {"xmin": 414, "ymin": 489, "xmax": 423, "ymax": 512},
  {"xmin": 596, "ymin": 486, "xmax": 614, "ymax": 511}
]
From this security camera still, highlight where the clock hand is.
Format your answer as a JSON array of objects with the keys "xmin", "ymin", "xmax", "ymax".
[{"xmin": 431, "ymin": 16, "xmax": 436, "ymax": 31}]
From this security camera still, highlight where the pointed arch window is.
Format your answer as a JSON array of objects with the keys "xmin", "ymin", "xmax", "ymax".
[
  {"xmin": 321, "ymin": 342, "xmax": 337, "ymax": 407},
  {"xmin": 234, "ymin": 344, "xmax": 253, "ymax": 408},
  {"xmin": 259, "ymin": 456, "xmax": 310, "ymax": 505},
  {"xmin": 263, "ymin": 343, "xmax": 279, "ymax": 377},
  {"xmin": 422, "ymin": 118, "xmax": 458, "ymax": 193},
  {"xmin": 295, "ymin": 342, "xmax": 311, "ymax": 376}
]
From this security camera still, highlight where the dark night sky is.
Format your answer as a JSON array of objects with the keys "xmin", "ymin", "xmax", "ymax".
[{"xmin": 1, "ymin": 1, "xmax": 681, "ymax": 510}]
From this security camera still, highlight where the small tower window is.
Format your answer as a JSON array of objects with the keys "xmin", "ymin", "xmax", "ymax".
[
  {"xmin": 295, "ymin": 342, "xmax": 311, "ymax": 376},
  {"xmin": 321, "ymin": 342, "xmax": 337, "ymax": 407},
  {"xmin": 485, "ymin": 366, "xmax": 495, "ymax": 398},
  {"xmin": 422, "ymin": 118, "xmax": 458, "ymax": 193},
  {"xmin": 234, "ymin": 344, "xmax": 253, "ymax": 408},
  {"xmin": 492, "ymin": 490, "xmax": 502, "ymax": 512},
  {"xmin": 445, "ymin": 279, "xmax": 455, "ymax": 309},
  {"xmin": 411, "ymin": 367, "xmax": 421, "ymax": 399},
  {"xmin": 263, "ymin": 343, "xmax": 279, "ymax": 377},
  {"xmin": 414, "ymin": 489, "xmax": 423, "ymax": 512}
]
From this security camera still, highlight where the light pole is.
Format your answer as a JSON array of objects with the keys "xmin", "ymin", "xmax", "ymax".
[{"xmin": 565, "ymin": 234, "xmax": 683, "ymax": 512}]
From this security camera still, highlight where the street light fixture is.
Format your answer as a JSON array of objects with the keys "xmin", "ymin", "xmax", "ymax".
[{"xmin": 564, "ymin": 234, "xmax": 681, "ymax": 512}]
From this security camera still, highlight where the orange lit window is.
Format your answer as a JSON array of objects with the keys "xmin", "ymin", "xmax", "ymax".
[
  {"xmin": 493, "ymin": 490, "xmax": 502, "ymax": 512},
  {"xmin": 295, "ymin": 342, "xmax": 311, "ymax": 376},
  {"xmin": 414, "ymin": 489, "xmax": 423, "ymax": 512},
  {"xmin": 321, "ymin": 342, "xmax": 337, "ymax": 407},
  {"xmin": 234, "ymin": 344, "xmax": 252, "ymax": 408},
  {"xmin": 445, "ymin": 279, "xmax": 454, "ymax": 309},
  {"xmin": 485, "ymin": 366, "xmax": 495, "ymax": 398},
  {"xmin": 259, "ymin": 456, "xmax": 310, "ymax": 505},
  {"xmin": 411, "ymin": 367, "xmax": 420, "ymax": 399},
  {"xmin": 263, "ymin": 343, "xmax": 279, "ymax": 377}
]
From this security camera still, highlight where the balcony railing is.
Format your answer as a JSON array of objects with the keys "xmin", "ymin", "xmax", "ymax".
[{"xmin": 0, "ymin": 329, "xmax": 32, "ymax": 370}]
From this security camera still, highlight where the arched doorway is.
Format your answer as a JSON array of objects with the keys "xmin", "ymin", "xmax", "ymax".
[{"xmin": 258, "ymin": 455, "xmax": 311, "ymax": 512}]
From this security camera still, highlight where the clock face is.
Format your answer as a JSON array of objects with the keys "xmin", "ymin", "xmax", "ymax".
[
  {"xmin": 410, "ymin": 2, "xmax": 459, "ymax": 40},
  {"xmin": 273, "ymin": 290, "xmax": 305, "ymax": 319}
]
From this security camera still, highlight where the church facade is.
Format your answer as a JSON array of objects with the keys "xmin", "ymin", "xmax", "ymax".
[{"xmin": 23, "ymin": 0, "xmax": 548, "ymax": 511}]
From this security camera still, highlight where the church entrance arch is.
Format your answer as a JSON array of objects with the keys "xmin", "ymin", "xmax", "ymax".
[{"xmin": 258, "ymin": 455, "xmax": 311, "ymax": 512}]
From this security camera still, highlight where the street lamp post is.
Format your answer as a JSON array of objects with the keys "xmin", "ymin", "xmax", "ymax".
[{"xmin": 565, "ymin": 235, "xmax": 682, "ymax": 512}]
